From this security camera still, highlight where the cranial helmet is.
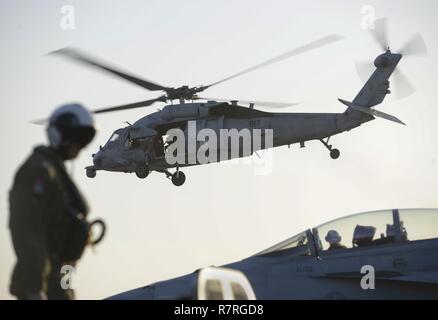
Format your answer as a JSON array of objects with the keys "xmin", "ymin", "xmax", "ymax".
[
  {"xmin": 47, "ymin": 103, "xmax": 96, "ymax": 149},
  {"xmin": 325, "ymin": 230, "xmax": 342, "ymax": 244}
]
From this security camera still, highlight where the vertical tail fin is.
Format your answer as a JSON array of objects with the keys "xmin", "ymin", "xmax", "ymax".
[{"xmin": 351, "ymin": 50, "xmax": 401, "ymax": 108}]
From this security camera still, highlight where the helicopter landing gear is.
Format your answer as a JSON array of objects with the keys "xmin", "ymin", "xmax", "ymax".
[
  {"xmin": 86, "ymin": 168, "xmax": 96, "ymax": 178},
  {"xmin": 330, "ymin": 149, "xmax": 340, "ymax": 159},
  {"xmin": 171, "ymin": 170, "xmax": 186, "ymax": 186},
  {"xmin": 135, "ymin": 166, "xmax": 150, "ymax": 179},
  {"xmin": 163, "ymin": 168, "xmax": 186, "ymax": 186},
  {"xmin": 320, "ymin": 137, "xmax": 340, "ymax": 160}
]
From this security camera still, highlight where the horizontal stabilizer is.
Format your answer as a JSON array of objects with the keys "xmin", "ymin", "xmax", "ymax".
[
  {"xmin": 338, "ymin": 99, "xmax": 406, "ymax": 126},
  {"xmin": 30, "ymin": 118, "xmax": 48, "ymax": 126}
]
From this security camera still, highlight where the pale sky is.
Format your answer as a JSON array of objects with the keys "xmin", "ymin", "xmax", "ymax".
[{"xmin": 1, "ymin": 0, "xmax": 437, "ymax": 299}]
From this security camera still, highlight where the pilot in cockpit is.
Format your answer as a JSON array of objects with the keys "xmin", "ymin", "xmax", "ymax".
[{"xmin": 325, "ymin": 230, "xmax": 347, "ymax": 250}]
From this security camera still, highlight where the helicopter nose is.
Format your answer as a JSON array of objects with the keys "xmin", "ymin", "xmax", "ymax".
[{"xmin": 93, "ymin": 150, "xmax": 103, "ymax": 166}]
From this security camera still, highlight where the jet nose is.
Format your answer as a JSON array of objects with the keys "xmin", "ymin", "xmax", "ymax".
[{"xmin": 93, "ymin": 150, "xmax": 103, "ymax": 166}]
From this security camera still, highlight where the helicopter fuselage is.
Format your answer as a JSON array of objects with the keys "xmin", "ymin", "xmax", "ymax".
[
  {"xmin": 85, "ymin": 49, "xmax": 403, "ymax": 185},
  {"xmin": 85, "ymin": 101, "xmax": 373, "ymax": 179}
]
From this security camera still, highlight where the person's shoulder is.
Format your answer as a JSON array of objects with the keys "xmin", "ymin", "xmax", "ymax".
[{"xmin": 19, "ymin": 146, "xmax": 57, "ymax": 180}]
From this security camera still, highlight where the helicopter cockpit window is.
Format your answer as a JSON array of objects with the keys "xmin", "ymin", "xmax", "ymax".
[
  {"xmin": 255, "ymin": 231, "xmax": 310, "ymax": 257},
  {"xmin": 105, "ymin": 131, "xmax": 122, "ymax": 148},
  {"xmin": 105, "ymin": 129, "xmax": 127, "ymax": 148},
  {"xmin": 315, "ymin": 210, "xmax": 395, "ymax": 251},
  {"xmin": 110, "ymin": 132, "xmax": 120, "ymax": 142}
]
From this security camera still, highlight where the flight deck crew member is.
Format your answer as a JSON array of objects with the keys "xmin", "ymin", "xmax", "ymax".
[{"xmin": 8, "ymin": 104, "xmax": 97, "ymax": 300}]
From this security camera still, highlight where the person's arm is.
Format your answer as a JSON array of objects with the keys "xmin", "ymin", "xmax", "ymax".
[{"xmin": 10, "ymin": 163, "xmax": 55, "ymax": 298}]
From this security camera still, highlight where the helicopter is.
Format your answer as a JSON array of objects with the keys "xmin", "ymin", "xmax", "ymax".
[{"xmin": 50, "ymin": 19, "xmax": 426, "ymax": 186}]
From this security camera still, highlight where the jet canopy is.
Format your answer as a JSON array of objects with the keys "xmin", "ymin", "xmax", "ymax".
[{"xmin": 256, "ymin": 209, "xmax": 438, "ymax": 257}]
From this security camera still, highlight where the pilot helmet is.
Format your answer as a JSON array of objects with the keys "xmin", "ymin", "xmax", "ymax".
[
  {"xmin": 47, "ymin": 103, "xmax": 96, "ymax": 149},
  {"xmin": 325, "ymin": 230, "xmax": 342, "ymax": 244}
]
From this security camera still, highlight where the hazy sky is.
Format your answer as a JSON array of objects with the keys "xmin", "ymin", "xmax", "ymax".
[{"xmin": 1, "ymin": 0, "xmax": 437, "ymax": 299}]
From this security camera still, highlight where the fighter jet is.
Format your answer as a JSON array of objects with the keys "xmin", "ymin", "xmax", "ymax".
[{"xmin": 108, "ymin": 208, "xmax": 438, "ymax": 300}]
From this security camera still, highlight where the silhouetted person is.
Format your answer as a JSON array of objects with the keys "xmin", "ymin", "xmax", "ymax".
[{"xmin": 9, "ymin": 104, "xmax": 96, "ymax": 300}]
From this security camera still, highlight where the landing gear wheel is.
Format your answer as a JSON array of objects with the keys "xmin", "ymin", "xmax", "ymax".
[
  {"xmin": 135, "ymin": 166, "xmax": 149, "ymax": 179},
  {"xmin": 330, "ymin": 149, "xmax": 340, "ymax": 159},
  {"xmin": 171, "ymin": 171, "xmax": 186, "ymax": 186},
  {"xmin": 320, "ymin": 138, "xmax": 340, "ymax": 160},
  {"xmin": 86, "ymin": 168, "xmax": 96, "ymax": 178}
]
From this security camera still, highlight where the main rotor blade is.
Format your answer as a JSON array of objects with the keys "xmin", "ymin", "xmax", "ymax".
[
  {"xmin": 233, "ymin": 99, "xmax": 298, "ymax": 108},
  {"xmin": 197, "ymin": 97, "xmax": 298, "ymax": 108},
  {"xmin": 205, "ymin": 34, "xmax": 343, "ymax": 89},
  {"xmin": 50, "ymin": 48, "xmax": 169, "ymax": 92},
  {"xmin": 369, "ymin": 18, "xmax": 388, "ymax": 51},
  {"xmin": 393, "ymin": 69, "xmax": 416, "ymax": 99},
  {"xmin": 399, "ymin": 33, "xmax": 428, "ymax": 56},
  {"xmin": 93, "ymin": 96, "xmax": 166, "ymax": 114}
]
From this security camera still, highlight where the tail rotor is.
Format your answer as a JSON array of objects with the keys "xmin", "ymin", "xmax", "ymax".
[{"xmin": 355, "ymin": 18, "xmax": 427, "ymax": 99}]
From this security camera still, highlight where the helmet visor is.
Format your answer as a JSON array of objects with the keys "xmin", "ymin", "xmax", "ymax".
[{"xmin": 64, "ymin": 126, "xmax": 96, "ymax": 147}]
